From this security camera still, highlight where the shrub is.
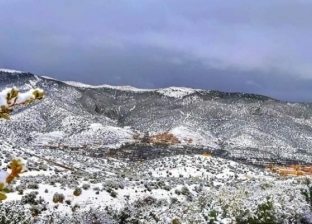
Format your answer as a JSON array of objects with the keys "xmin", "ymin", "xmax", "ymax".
[
  {"xmin": 0, "ymin": 201, "xmax": 31, "ymax": 223},
  {"xmin": 82, "ymin": 183, "xmax": 90, "ymax": 190},
  {"xmin": 21, "ymin": 192, "xmax": 37, "ymax": 205},
  {"xmin": 110, "ymin": 190, "xmax": 118, "ymax": 198},
  {"xmin": 73, "ymin": 187, "xmax": 82, "ymax": 196},
  {"xmin": 52, "ymin": 192, "xmax": 65, "ymax": 203},
  {"xmin": 172, "ymin": 218, "xmax": 181, "ymax": 224},
  {"xmin": 27, "ymin": 182, "xmax": 39, "ymax": 190}
]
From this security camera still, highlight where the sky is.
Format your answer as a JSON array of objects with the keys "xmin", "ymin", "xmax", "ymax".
[{"xmin": 1, "ymin": 0, "xmax": 312, "ymax": 102}]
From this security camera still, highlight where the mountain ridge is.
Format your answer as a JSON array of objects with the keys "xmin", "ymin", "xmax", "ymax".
[
  {"xmin": 2, "ymin": 69, "xmax": 312, "ymax": 223},
  {"xmin": 1, "ymin": 69, "xmax": 312, "ymax": 166}
]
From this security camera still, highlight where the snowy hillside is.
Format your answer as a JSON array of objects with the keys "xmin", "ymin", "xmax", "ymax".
[
  {"xmin": 1, "ymin": 138, "xmax": 312, "ymax": 223},
  {"xmin": 1, "ymin": 70, "xmax": 312, "ymax": 165},
  {"xmin": 2, "ymin": 70, "xmax": 312, "ymax": 223}
]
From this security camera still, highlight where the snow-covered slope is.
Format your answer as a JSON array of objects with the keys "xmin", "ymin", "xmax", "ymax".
[
  {"xmin": 156, "ymin": 86, "xmax": 201, "ymax": 98},
  {"xmin": 1, "ymin": 70, "xmax": 312, "ymax": 165},
  {"xmin": 0, "ymin": 138, "xmax": 311, "ymax": 223},
  {"xmin": 2, "ymin": 70, "xmax": 312, "ymax": 223},
  {"xmin": 64, "ymin": 81, "xmax": 152, "ymax": 92}
]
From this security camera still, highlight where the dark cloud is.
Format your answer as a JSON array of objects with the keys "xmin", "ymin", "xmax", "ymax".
[{"xmin": 1, "ymin": 0, "xmax": 312, "ymax": 102}]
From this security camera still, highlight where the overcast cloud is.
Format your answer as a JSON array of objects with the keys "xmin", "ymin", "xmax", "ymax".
[{"xmin": 1, "ymin": 0, "xmax": 312, "ymax": 101}]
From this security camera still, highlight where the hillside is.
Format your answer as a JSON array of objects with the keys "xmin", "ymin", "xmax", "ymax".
[
  {"xmin": 3, "ymin": 70, "xmax": 312, "ymax": 223},
  {"xmin": 1, "ymin": 70, "xmax": 312, "ymax": 165}
]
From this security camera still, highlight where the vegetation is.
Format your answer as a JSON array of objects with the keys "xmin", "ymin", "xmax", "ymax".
[
  {"xmin": 0, "ymin": 158, "xmax": 27, "ymax": 200},
  {"xmin": 0, "ymin": 87, "xmax": 44, "ymax": 120},
  {"xmin": 0, "ymin": 86, "xmax": 44, "ymax": 200}
]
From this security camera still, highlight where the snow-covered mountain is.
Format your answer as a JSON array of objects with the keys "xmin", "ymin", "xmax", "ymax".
[
  {"xmin": 3, "ymin": 70, "xmax": 312, "ymax": 223},
  {"xmin": 2, "ymin": 70, "xmax": 312, "ymax": 165}
]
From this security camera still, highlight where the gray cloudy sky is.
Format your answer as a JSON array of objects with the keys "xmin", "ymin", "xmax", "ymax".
[{"xmin": 1, "ymin": 0, "xmax": 312, "ymax": 101}]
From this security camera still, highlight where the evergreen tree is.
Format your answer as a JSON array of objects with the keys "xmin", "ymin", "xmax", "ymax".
[
  {"xmin": 0, "ymin": 86, "xmax": 44, "ymax": 200},
  {"xmin": 0, "ymin": 87, "xmax": 44, "ymax": 120}
]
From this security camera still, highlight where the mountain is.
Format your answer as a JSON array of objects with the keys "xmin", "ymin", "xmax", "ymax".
[
  {"xmin": 2, "ymin": 70, "xmax": 312, "ymax": 166},
  {"xmin": 2, "ymin": 69, "xmax": 312, "ymax": 223}
]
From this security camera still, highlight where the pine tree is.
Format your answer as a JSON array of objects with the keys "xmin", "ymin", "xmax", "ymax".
[
  {"xmin": 0, "ymin": 87, "xmax": 45, "ymax": 120},
  {"xmin": 0, "ymin": 86, "xmax": 45, "ymax": 200}
]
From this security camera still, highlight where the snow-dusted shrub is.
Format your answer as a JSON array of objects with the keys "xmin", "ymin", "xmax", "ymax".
[
  {"xmin": 0, "ymin": 158, "xmax": 27, "ymax": 200},
  {"xmin": 0, "ymin": 201, "xmax": 31, "ymax": 223},
  {"xmin": 42, "ymin": 208, "xmax": 117, "ymax": 224},
  {"xmin": 82, "ymin": 183, "xmax": 90, "ymax": 190},
  {"xmin": 21, "ymin": 191, "xmax": 38, "ymax": 205},
  {"xmin": 73, "ymin": 187, "xmax": 82, "ymax": 196},
  {"xmin": 27, "ymin": 182, "xmax": 39, "ymax": 190},
  {"xmin": 52, "ymin": 192, "xmax": 65, "ymax": 203},
  {"xmin": 172, "ymin": 218, "xmax": 181, "ymax": 224},
  {"xmin": 0, "ymin": 87, "xmax": 44, "ymax": 200},
  {"xmin": 109, "ymin": 189, "xmax": 118, "ymax": 198},
  {"xmin": 180, "ymin": 178, "xmax": 312, "ymax": 224},
  {"xmin": 300, "ymin": 178, "xmax": 312, "ymax": 207},
  {"xmin": 0, "ymin": 87, "xmax": 44, "ymax": 120}
]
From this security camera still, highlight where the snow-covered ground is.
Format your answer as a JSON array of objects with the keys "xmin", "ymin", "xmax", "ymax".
[
  {"xmin": 2, "ymin": 70, "xmax": 312, "ymax": 223},
  {"xmin": 1, "ymin": 138, "xmax": 312, "ymax": 223},
  {"xmin": 169, "ymin": 126, "xmax": 219, "ymax": 148}
]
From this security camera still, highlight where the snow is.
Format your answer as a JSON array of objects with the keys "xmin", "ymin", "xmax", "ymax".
[
  {"xmin": 64, "ymin": 81, "xmax": 153, "ymax": 92},
  {"xmin": 156, "ymin": 87, "xmax": 201, "ymax": 98},
  {"xmin": 0, "ymin": 87, "xmax": 44, "ymax": 116},
  {"xmin": 169, "ymin": 126, "xmax": 219, "ymax": 148},
  {"xmin": 0, "ymin": 68, "xmax": 22, "ymax": 73},
  {"xmin": 0, "ymin": 138, "xmax": 311, "ymax": 223},
  {"xmin": 64, "ymin": 81, "xmax": 200, "ymax": 98},
  {"xmin": 41, "ymin": 76, "xmax": 58, "ymax": 80},
  {"xmin": 30, "ymin": 131, "xmax": 65, "ymax": 146},
  {"xmin": 89, "ymin": 123, "xmax": 103, "ymax": 129},
  {"xmin": 2, "ymin": 71, "xmax": 312, "ymax": 222},
  {"xmin": 15, "ymin": 88, "xmax": 44, "ymax": 104},
  {"xmin": 0, "ymin": 87, "xmax": 12, "ymax": 107},
  {"xmin": 65, "ymin": 124, "xmax": 134, "ymax": 148}
]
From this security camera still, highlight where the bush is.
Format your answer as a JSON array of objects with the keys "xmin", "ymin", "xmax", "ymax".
[
  {"xmin": 235, "ymin": 198, "xmax": 277, "ymax": 224},
  {"xmin": 27, "ymin": 182, "xmax": 39, "ymax": 190},
  {"xmin": 21, "ymin": 192, "xmax": 37, "ymax": 205},
  {"xmin": 82, "ymin": 183, "xmax": 90, "ymax": 190},
  {"xmin": 110, "ymin": 190, "xmax": 118, "ymax": 198},
  {"xmin": 172, "ymin": 218, "xmax": 181, "ymax": 224},
  {"xmin": 0, "ymin": 201, "xmax": 31, "ymax": 223},
  {"xmin": 52, "ymin": 192, "xmax": 65, "ymax": 203},
  {"xmin": 73, "ymin": 187, "xmax": 82, "ymax": 196}
]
